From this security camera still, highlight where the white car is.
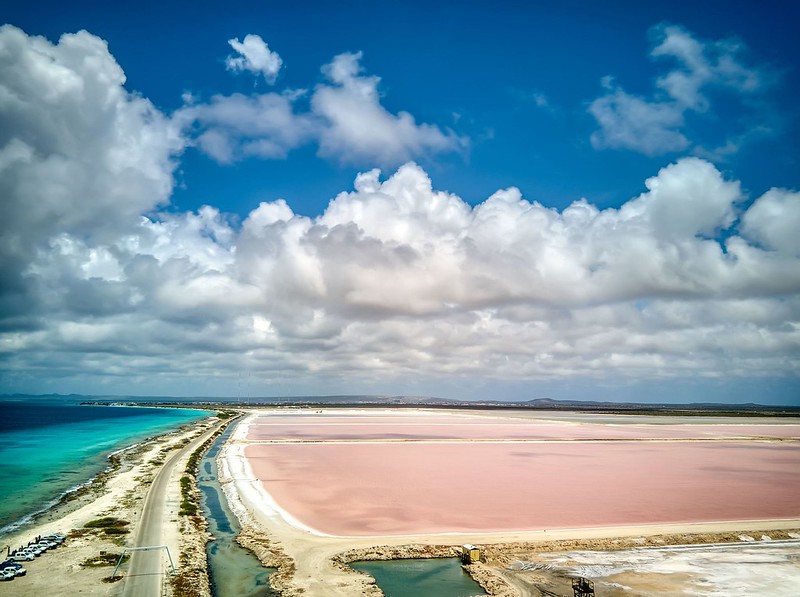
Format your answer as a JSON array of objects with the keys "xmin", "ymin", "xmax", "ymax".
[
  {"xmin": 12, "ymin": 552, "xmax": 34, "ymax": 562},
  {"xmin": 2, "ymin": 566, "xmax": 24, "ymax": 578},
  {"xmin": 0, "ymin": 569, "xmax": 14, "ymax": 581},
  {"xmin": 1, "ymin": 562, "xmax": 26, "ymax": 577}
]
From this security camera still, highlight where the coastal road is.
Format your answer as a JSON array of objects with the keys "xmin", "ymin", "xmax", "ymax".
[{"xmin": 121, "ymin": 418, "xmax": 223, "ymax": 597}]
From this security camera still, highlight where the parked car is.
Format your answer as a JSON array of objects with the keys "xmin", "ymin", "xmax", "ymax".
[
  {"xmin": 36, "ymin": 540, "xmax": 57, "ymax": 549},
  {"xmin": 0, "ymin": 561, "xmax": 26, "ymax": 576},
  {"xmin": 0, "ymin": 559, "xmax": 28, "ymax": 576},
  {"xmin": 0, "ymin": 569, "xmax": 14, "ymax": 581},
  {"xmin": 11, "ymin": 552, "xmax": 34, "ymax": 562}
]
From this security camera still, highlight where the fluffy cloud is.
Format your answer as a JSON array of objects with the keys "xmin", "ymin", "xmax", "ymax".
[
  {"xmin": 4, "ymin": 151, "xmax": 800, "ymax": 392},
  {"xmin": 589, "ymin": 85, "xmax": 689, "ymax": 156},
  {"xmin": 0, "ymin": 25, "xmax": 182, "ymax": 328},
  {"xmin": 651, "ymin": 25, "xmax": 761, "ymax": 109},
  {"xmin": 1, "ymin": 25, "xmax": 798, "ymax": 399},
  {"xmin": 312, "ymin": 52, "xmax": 466, "ymax": 165},
  {"xmin": 590, "ymin": 24, "xmax": 767, "ymax": 156},
  {"xmin": 179, "ymin": 48, "xmax": 465, "ymax": 167},
  {"xmin": 174, "ymin": 92, "xmax": 315, "ymax": 162},
  {"xmin": 740, "ymin": 189, "xmax": 800, "ymax": 255},
  {"xmin": 226, "ymin": 34, "xmax": 283, "ymax": 83}
]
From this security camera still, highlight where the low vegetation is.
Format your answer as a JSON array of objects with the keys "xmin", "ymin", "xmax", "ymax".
[
  {"xmin": 84, "ymin": 517, "xmax": 130, "ymax": 535},
  {"xmin": 179, "ymin": 413, "xmax": 241, "ymax": 516},
  {"xmin": 101, "ymin": 575, "xmax": 123, "ymax": 583},
  {"xmin": 171, "ymin": 568, "xmax": 207, "ymax": 597},
  {"xmin": 179, "ymin": 476, "xmax": 198, "ymax": 516},
  {"xmin": 81, "ymin": 552, "xmax": 129, "ymax": 567}
]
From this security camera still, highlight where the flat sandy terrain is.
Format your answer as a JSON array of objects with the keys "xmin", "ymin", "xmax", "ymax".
[
  {"xmin": 500, "ymin": 538, "xmax": 800, "ymax": 596},
  {"xmin": 220, "ymin": 408, "xmax": 800, "ymax": 596},
  {"xmin": 5, "ymin": 408, "xmax": 796, "ymax": 597}
]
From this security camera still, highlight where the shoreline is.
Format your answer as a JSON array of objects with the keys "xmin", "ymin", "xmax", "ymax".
[
  {"xmin": 0, "ymin": 414, "xmax": 220, "ymax": 596},
  {"xmin": 0, "ymin": 404, "xmax": 212, "ymax": 537},
  {"xmin": 0, "ymin": 439, "xmax": 149, "ymax": 537}
]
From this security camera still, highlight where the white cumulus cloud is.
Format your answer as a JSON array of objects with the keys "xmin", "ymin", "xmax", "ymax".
[
  {"xmin": 0, "ymin": 25, "xmax": 183, "ymax": 326},
  {"xmin": 590, "ymin": 24, "xmax": 768, "ymax": 156},
  {"xmin": 226, "ymin": 34, "xmax": 283, "ymax": 84},
  {"xmin": 174, "ymin": 92, "xmax": 316, "ymax": 163},
  {"xmin": 589, "ymin": 86, "xmax": 688, "ymax": 156},
  {"xmin": 178, "ymin": 48, "xmax": 466, "ymax": 167},
  {"xmin": 312, "ymin": 52, "xmax": 467, "ymax": 165},
  {"xmin": 740, "ymin": 189, "xmax": 800, "ymax": 256},
  {"xmin": 1, "ymin": 25, "xmax": 798, "ymax": 401}
]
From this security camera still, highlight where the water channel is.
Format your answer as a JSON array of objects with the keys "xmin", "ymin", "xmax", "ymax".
[{"xmin": 197, "ymin": 421, "xmax": 277, "ymax": 597}]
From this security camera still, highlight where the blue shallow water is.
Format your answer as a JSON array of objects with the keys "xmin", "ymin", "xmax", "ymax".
[{"xmin": 0, "ymin": 395, "xmax": 209, "ymax": 534}]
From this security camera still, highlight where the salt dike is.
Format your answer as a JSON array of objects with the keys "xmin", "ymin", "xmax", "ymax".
[{"xmin": 218, "ymin": 408, "xmax": 800, "ymax": 595}]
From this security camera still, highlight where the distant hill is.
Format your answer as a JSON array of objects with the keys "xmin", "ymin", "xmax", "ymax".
[{"xmin": 6, "ymin": 392, "xmax": 795, "ymax": 415}]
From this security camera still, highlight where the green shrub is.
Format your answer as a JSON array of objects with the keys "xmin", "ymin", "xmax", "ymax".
[{"xmin": 85, "ymin": 517, "xmax": 128, "ymax": 529}]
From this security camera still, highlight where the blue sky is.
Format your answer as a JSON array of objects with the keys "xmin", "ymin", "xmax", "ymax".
[
  {"xmin": 1, "ymin": 1, "xmax": 799, "ymax": 403},
  {"xmin": 8, "ymin": 0, "xmax": 799, "ymax": 216}
]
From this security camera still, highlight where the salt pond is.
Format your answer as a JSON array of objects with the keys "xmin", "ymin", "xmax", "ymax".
[{"xmin": 351, "ymin": 558, "xmax": 486, "ymax": 597}]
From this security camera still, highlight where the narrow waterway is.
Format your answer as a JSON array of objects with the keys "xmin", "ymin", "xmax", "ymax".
[
  {"xmin": 198, "ymin": 421, "xmax": 277, "ymax": 597},
  {"xmin": 351, "ymin": 558, "xmax": 487, "ymax": 597}
]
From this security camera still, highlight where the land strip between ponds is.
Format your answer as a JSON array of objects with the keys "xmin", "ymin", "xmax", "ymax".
[
  {"xmin": 233, "ymin": 520, "xmax": 800, "ymax": 597},
  {"xmin": 240, "ymin": 437, "xmax": 800, "ymax": 444}
]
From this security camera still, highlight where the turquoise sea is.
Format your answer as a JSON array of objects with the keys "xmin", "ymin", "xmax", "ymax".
[{"xmin": 0, "ymin": 395, "xmax": 210, "ymax": 534}]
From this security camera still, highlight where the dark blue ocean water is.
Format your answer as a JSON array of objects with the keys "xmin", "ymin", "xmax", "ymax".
[{"xmin": 0, "ymin": 395, "xmax": 210, "ymax": 534}]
